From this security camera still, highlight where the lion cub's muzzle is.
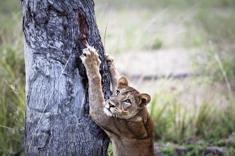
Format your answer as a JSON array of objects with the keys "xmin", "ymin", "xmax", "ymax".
[{"xmin": 104, "ymin": 99, "xmax": 129, "ymax": 117}]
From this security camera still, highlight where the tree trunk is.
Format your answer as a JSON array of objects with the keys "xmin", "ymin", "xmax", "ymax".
[{"xmin": 22, "ymin": 0, "xmax": 111, "ymax": 155}]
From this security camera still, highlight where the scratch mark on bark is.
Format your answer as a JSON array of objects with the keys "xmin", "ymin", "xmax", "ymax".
[{"xmin": 77, "ymin": 10, "xmax": 89, "ymax": 48}]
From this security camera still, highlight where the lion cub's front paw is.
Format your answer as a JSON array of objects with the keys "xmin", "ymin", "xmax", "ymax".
[
  {"xmin": 80, "ymin": 45, "xmax": 101, "ymax": 69},
  {"xmin": 105, "ymin": 54, "xmax": 114, "ymax": 68}
]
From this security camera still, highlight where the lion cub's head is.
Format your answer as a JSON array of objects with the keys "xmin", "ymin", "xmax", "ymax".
[{"xmin": 104, "ymin": 77, "xmax": 151, "ymax": 119}]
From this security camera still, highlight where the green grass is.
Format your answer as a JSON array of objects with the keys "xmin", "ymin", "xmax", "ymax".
[
  {"xmin": 149, "ymin": 86, "xmax": 235, "ymax": 144},
  {"xmin": 156, "ymin": 142, "xmax": 235, "ymax": 156},
  {"xmin": 0, "ymin": 45, "xmax": 25, "ymax": 155},
  {"xmin": 0, "ymin": 4, "xmax": 24, "ymax": 154},
  {"xmin": 149, "ymin": 88, "xmax": 235, "ymax": 155},
  {"xmin": 108, "ymin": 144, "xmax": 113, "ymax": 156}
]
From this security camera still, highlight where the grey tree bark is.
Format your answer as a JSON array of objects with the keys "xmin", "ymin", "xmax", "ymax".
[{"xmin": 22, "ymin": 0, "xmax": 111, "ymax": 155}]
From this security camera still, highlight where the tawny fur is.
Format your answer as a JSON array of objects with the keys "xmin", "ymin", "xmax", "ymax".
[{"xmin": 80, "ymin": 46, "xmax": 154, "ymax": 156}]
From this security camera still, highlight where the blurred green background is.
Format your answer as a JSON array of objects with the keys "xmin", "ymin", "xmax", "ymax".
[{"xmin": 0, "ymin": 0, "xmax": 235, "ymax": 155}]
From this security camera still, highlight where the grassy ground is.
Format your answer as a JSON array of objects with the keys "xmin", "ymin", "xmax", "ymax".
[
  {"xmin": 0, "ymin": 1, "xmax": 25, "ymax": 155},
  {"xmin": 0, "ymin": 0, "xmax": 235, "ymax": 155}
]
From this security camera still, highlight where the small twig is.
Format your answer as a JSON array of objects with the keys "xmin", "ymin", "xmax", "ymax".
[
  {"xmin": 104, "ymin": 24, "xmax": 108, "ymax": 50},
  {"xmin": 0, "ymin": 125, "xmax": 14, "ymax": 130}
]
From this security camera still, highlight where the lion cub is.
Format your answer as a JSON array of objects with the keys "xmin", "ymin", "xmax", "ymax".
[{"xmin": 80, "ymin": 45, "xmax": 154, "ymax": 156}]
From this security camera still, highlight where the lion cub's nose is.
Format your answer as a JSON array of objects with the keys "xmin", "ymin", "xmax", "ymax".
[{"xmin": 108, "ymin": 100, "xmax": 116, "ymax": 107}]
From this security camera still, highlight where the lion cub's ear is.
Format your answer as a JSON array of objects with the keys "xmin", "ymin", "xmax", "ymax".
[
  {"xmin": 139, "ymin": 93, "xmax": 151, "ymax": 107},
  {"xmin": 118, "ymin": 76, "xmax": 129, "ymax": 88}
]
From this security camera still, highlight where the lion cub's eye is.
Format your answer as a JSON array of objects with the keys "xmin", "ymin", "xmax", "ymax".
[
  {"xmin": 123, "ymin": 99, "xmax": 131, "ymax": 103},
  {"xmin": 116, "ymin": 90, "xmax": 120, "ymax": 95}
]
